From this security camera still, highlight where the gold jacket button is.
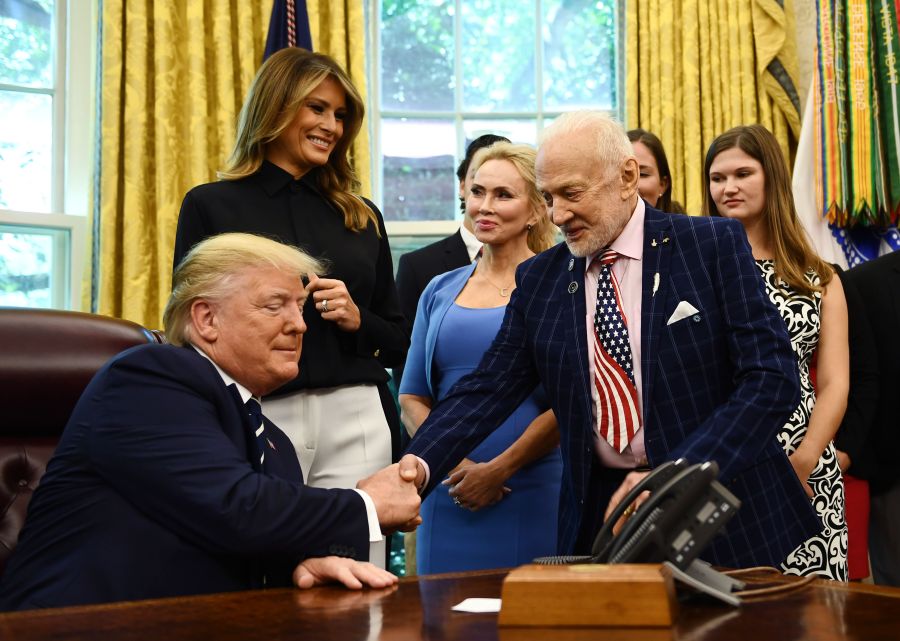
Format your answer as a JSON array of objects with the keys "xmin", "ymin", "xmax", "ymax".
[{"xmin": 374, "ymin": 349, "xmax": 380, "ymax": 357}]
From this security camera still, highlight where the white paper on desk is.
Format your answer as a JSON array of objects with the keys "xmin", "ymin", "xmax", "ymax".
[{"xmin": 451, "ymin": 598, "xmax": 502, "ymax": 613}]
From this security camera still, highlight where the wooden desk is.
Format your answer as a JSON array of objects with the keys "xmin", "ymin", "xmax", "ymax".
[{"xmin": 1, "ymin": 569, "xmax": 899, "ymax": 641}]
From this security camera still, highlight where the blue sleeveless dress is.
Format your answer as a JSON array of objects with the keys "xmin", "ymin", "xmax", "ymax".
[{"xmin": 416, "ymin": 303, "xmax": 563, "ymax": 574}]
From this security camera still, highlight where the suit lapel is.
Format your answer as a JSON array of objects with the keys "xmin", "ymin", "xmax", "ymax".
[
  {"xmin": 563, "ymin": 254, "xmax": 594, "ymax": 432},
  {"xmin": 444, "ymin": 230, "xmax": 470, "ymax": 270},
  {"xmin": 640, "ymin": 209, "xmax": 674, "ymax": 418}
]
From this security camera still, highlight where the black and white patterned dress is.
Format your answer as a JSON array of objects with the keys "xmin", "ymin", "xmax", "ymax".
[{"xmin": 757, "ymin": 260, "xmax": 848, "ymax": 580}]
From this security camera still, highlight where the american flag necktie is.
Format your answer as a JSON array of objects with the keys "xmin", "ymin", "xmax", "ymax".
[
  {"xmin": 593, "ymin": 249, "xmax": 641, "ymax": 452},
  {"xmin": 245, "ymin": 396, "xmax": 266, "ymax": 465}
]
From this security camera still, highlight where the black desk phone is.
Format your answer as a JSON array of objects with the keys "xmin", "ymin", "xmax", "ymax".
[
  {"xmin": 535, "ymin": 459, "xmax": 746, "ymax": 604},
  {"xmin": 593, "ymin": 459, "xmax": 740, "ymax": 568}
]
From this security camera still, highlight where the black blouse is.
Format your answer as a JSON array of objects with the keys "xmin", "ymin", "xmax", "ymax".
[{"xmin": 173, "ymin": 161, "xmax": 408, "ymax": 395}]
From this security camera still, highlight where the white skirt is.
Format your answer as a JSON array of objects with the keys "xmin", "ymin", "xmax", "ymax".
[{"xmin": 265, "ymin": 384, "xmax": 392, "ymax": 568}]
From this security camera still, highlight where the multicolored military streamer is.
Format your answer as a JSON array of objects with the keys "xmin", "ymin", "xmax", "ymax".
[
  {"xmin": 814, "ymin": 0, "xmax": 845, "ymax": 224},
  {"xmin": 872, "ymin": 0, "xmax": 900, "ymax": 225},
  {"xmin": 814, "ymin": 0, "xmax": 900, "ymax": 263}
]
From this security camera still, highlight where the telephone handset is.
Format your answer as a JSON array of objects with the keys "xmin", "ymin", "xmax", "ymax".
[
  {"xmin": 590, "ymin": 459, "xmax": 688, "ymax": 563},
  {"xmin": 604, "ymin": 460, "xmax": 739, "ymax": 568}
]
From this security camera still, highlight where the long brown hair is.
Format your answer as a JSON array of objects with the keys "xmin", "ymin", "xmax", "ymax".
[
  {"xmin": 220, "ymin": 48, "xmax": 377, "ymax": 234},
  {"xmin": 702, "ymin": 124, "xmax": 831, "ymax": 294}
]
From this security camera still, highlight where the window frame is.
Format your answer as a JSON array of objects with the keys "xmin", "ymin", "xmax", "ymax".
[
  {"xmin": 367, "ymin": 0, "xmax": 625, "ymax": 238},
  {"xmin": 0, "ymin": 0, "xmax": 95, "ymax": 310},
  {"xmin": 0, "ymin": 211, "xmax": 84, "ymax": 309}
]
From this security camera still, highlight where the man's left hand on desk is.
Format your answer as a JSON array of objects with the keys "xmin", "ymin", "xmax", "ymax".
[{"xmin": 293, "ymin": 556, "xmax": 399, "ymax": 590}]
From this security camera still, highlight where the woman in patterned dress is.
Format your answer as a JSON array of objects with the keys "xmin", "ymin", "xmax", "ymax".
[{"xmin": 702, "ymin": 124, "xmax": 849, "ymax": 580}]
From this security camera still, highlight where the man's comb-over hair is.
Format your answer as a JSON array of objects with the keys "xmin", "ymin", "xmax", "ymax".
[{"xmin": 163, "ymin": 233, "xmax": 324, "ymax": 346}]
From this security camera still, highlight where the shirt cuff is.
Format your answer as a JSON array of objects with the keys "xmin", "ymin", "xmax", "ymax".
[
  {"xmin": 352, "ymin": 489, "xmax": 384, "ymax": 543},
  {"xmin": 415, "ymin": 456, "xmax": 430, "ymax": 491}
]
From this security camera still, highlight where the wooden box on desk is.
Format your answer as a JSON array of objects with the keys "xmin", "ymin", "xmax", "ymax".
[{"xmin": 498, "ymin": 563, "xmax": 678, "ymax": 628}]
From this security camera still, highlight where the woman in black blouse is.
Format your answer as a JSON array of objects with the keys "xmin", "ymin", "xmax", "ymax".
[{"xmin": 173, "ymin": 48, "xmax": 407, "ymax": 567}]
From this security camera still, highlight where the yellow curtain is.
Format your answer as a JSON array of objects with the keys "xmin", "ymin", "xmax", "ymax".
[
  {"xmin": 626, "ymin": 0, "xmax": 802, "ymax": 214},
  {"xmin": 306, "ymin": 0, "xmax": 371, "ymax": 198},
  {"xmin": 96, "ymin": 1, "xmax": 273, "ymax": 328}
]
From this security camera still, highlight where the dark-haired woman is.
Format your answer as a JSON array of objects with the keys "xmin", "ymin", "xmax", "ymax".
[{"xmin": 627, "ymin": 128, "xmax": 685, "ymax": 213}]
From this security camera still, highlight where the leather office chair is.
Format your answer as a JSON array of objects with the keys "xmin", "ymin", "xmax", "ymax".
[{"xmin": 0, "ymin": 308, "xmax": 163, "ymax": 576}]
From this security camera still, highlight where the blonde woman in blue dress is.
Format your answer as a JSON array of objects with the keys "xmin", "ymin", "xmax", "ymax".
[
  {"xmin": 399, "ymin": 142, "xmax": 561, "ymax": 573},
  {"xmin": 703, "ymin": 124, "xmax": 849, "ymax": 580}
]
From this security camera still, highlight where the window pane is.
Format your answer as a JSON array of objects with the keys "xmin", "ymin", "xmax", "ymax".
[
  {"xmin": 460, "ymin": 1, "xmax": 536, "ymax": 112},
  {"xmin": 389, "ymin": 235, "xmax": 446, "ymax": 275},
  {"xmin": 0, "ymin": 90, "xmax": 52, "ymax": 213},
  {"xmin": 381, "ymin": 119, "xmax": 456, "ymax": 222},
  {"xmin": 380, "ymin": 0, "xmax": 454, "ymax": 112},
  {"xmin": 0, "ymin": 0, "xmax": 54, "ymax": 88},
  {"xmin": 542, "ymin": 0, "xmax": 617, "ymax": 110},
  {"xmin": 0, "ymin": 227, "xmax": 67, "ymax": 308},
  {"xmin": 463, "ymin": 119, "xmax": 539, "ymax": 146}
]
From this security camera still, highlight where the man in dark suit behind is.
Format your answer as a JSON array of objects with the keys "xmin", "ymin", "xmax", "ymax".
[
  {"xmin": 843, "ymin": 250, "xmax": 900, "ymax": 586},
  {"xmin": 393, "ymin": 134, "xmax": 510, "ymax": 386},
  {"xmin": 404, "ymin": 112, "xmax": 818, "ymax": 569},
  {"xmin": 0, "ymin": 233, "xmax": 421, "ymax": 610}
]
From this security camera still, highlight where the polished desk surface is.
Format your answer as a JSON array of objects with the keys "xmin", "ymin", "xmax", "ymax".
[{"xmin": 1, "ymin": 568, "xmax": 899, "ymax": 641}]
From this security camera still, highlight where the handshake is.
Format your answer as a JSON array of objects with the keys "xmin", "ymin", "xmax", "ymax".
[{"xmin": 357, "ymin": 454, "xmax": 426, "ymax": 534}]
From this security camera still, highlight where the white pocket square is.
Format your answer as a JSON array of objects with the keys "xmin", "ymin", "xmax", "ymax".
[{"xmin": 666, "ymin": 301, "xmax": 700, "ymax": 325}]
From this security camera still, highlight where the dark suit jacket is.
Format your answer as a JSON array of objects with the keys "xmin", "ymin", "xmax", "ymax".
[
  {"xmin": 406, "ymin": 207, "xmax": 819, "ymax": 568},
  {"xmin": 396, "ymin": 230, "xmax": 471, "ymax": 326},
  {"xmin": 0, "ymin": 345, "xmax": 369, "ymax": 610},
  {"xmin": 833, "ymin": 268, "xmax": 879, "ymax": 479},
  {"xmin": 843, "ymin": 251, "xmax": 900, "ymax": 492},
  {"xmin": 393, "ymin": 229, "xmax": 471, "ymax": 389}
]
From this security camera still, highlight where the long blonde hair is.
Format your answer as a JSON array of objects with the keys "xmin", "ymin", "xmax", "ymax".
[
  {"xmin": 468, "ymin": 142, "xmax": 557, "ymax": 253},
  {"xmin": 220, "ymin": 48, "xmax": 377, "ymax": 234},
  {"xmin": 702, "ymin": 124, "xmax": 831, "ymax": 295}
]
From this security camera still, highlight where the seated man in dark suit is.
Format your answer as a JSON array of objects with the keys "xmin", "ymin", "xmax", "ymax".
[
  {"xmin": 393, "ymin": 133, "xmax": 510, "ymax": 385},
  {"xmin": 0, "ymin": 233, "xmax": 421, "ymax": 611},
  {"xmin": 404, "ymin": 112, "xmax": 819, "ymax": 569}
]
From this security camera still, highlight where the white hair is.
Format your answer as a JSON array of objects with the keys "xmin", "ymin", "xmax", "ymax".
[{"xmin": 539, "ymin": 111, "xmax": 634, "ymax": 179}]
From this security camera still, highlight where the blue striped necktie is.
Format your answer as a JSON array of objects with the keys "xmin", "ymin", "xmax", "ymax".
[
  {"xmin": 245, "ymin": 396, "xmax": 266, "ymax": 465},
  {"xmin": 593, "ymin": 249, "xmax": 641, "ymax": 452}
]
